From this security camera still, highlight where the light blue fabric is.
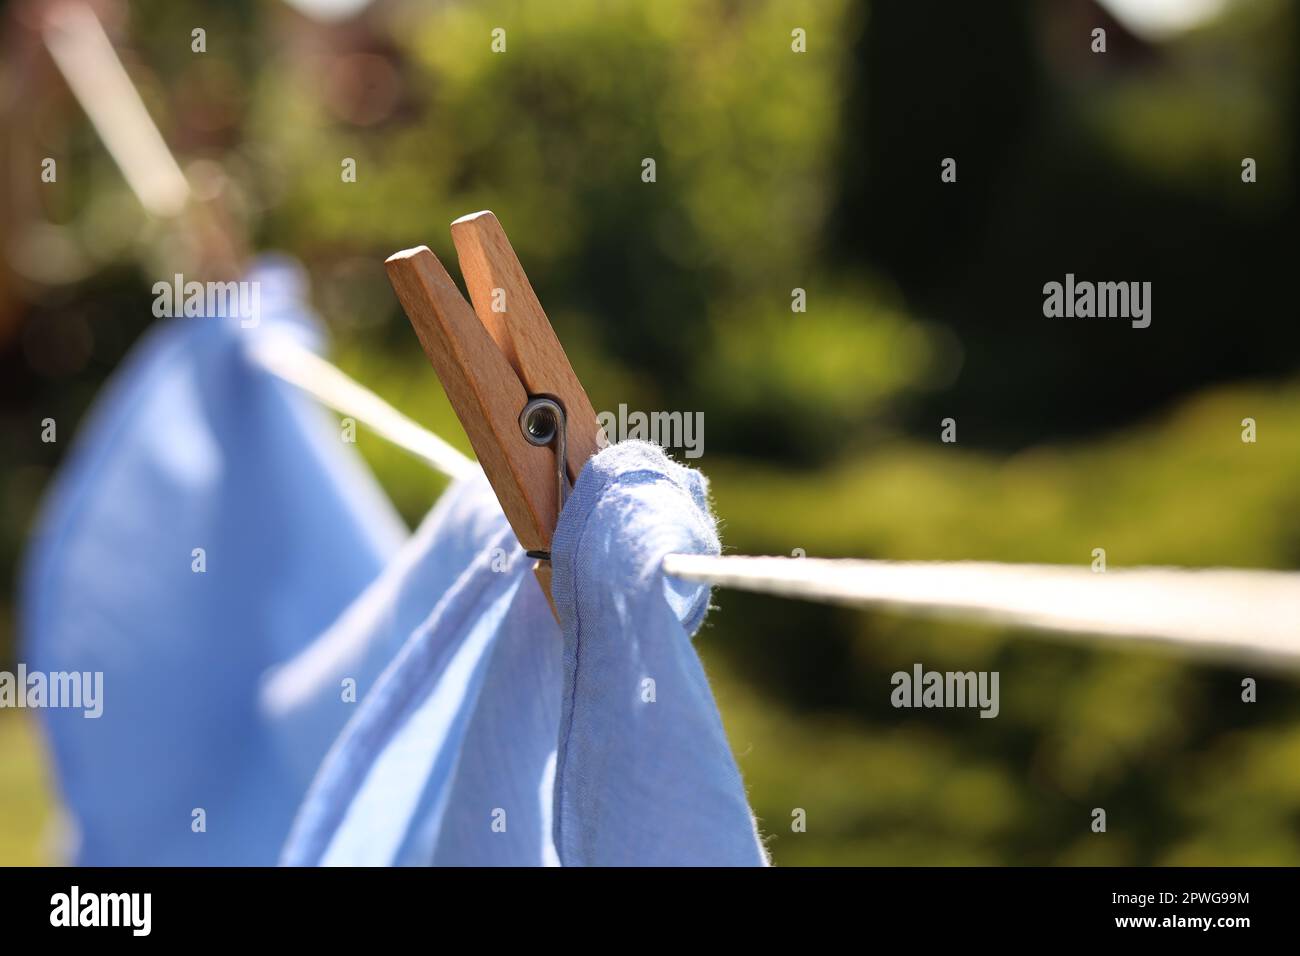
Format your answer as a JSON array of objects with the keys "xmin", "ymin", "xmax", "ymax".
[
  {"xmin": 283, "ymin": 440, "xmax": 766, "ymax": 866},
  {"xmin": 281, "ymin": 476, "xmax": 564, "ymax": 866},
  {"xmin": 260, "ymin": 476, "xmax": 509, "ymax": 790},
  {"xmin": 551, "ymin": 440, "xmax": 767, "ymax": 866},
  {"xmin": 20, "ymin": 257, "xmax": 409, "ymax": 865}
]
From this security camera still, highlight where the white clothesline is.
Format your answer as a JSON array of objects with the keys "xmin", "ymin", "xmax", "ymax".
[
  {"xmin": 248, "ymin": 337, "xmax": 480, "ymax": 481},
  {"xmin": 44, "ymin": 2, "xmax": 1300, "ymax": 664},
  {"xmin": 663, "ymin": 554, "xmax": 1300, "ymax": 663}
]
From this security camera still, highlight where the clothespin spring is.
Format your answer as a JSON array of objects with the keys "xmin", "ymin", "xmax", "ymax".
[{"xmin": 520, "ymin": 396, "xmax": 570, "ymax": 563}]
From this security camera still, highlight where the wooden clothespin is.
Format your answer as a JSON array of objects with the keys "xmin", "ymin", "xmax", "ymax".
[{"xmin": 385, "ymin": 212, "xmax": 604, "ymax": 615}]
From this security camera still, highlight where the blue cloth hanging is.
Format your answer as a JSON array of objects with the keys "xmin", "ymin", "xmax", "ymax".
[
  {"xmin": 282, "ymin": 440, "xmax": 767, "ymax": 866},
  {"xmin": 20, "ymin": 257, "xmax": 409, "ymax": 865}
]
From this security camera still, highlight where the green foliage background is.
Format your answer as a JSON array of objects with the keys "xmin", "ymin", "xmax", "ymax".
[{"xmin": 1, "ymin": 0, "xmax": 1297, "ymax": 864}]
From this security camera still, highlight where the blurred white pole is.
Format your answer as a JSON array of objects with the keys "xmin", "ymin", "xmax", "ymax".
[{"xmin": 42, "ymin": 2, "xmax": 191, "ymax": 217}]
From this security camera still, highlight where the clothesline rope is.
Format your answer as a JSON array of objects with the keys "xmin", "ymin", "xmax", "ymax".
[
  {"xmin": 664, "ymin": 554, "xmax": 1300, "ymax": 663},
  {"xmin": 249, "ymin": 336, "xmax": 480, "ymax": 481}
]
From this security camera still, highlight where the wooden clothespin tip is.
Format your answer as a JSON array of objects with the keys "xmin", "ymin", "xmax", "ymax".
[{"xmin": 385, "ymin": 245, "xmax": 430, "ymax": 263}]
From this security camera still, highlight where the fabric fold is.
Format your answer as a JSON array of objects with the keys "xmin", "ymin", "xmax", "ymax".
[{"xmin": 281, "ymin": 475, "xmax": 566, "ymax": 866}]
